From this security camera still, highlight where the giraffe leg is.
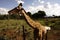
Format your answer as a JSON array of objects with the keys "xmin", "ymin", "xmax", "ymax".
[
  {"xmin": 45, "ymin": 30, "xmax": 48, "ymax": 40},
  {"xmin": 39, "ymin": 31, "xmax": 43, "ymax": 40},
  {"xmin": 42, "ymin": 32, "xmax": 44, "ymax": 40},
  {"xmin": 34, "ymin": 28, "xmax": 39, "ymax": 40}
]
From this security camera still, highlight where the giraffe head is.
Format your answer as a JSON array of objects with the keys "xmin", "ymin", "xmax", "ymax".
[{"xmin": 8, "ymin": 3, "xmax": 24, "ymax": 16}]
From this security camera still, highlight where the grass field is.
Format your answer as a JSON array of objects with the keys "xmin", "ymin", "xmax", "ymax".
[{"xmin": 0, "ymin": 18, "xmax": 60, "ymax": 40}]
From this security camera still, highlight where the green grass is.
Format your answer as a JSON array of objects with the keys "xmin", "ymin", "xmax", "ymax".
[
  {"xmin": 0, "ymin": 19, "xmax": 33, "ymax": 32},
  {"xmin": 0, "ymin": 18, "xmax": 60, "ymax": 30}
]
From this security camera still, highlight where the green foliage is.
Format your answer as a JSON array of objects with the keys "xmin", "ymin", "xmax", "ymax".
[
  {"xmin": 0, "ymin": 15, "xmax": 8, "ymax": 20},
  {"xmin": 32, "ymin": 10, "xmax": 46, "ymax": 19},
  {"xmin": 38, "ymin": 10, "xmax": 46, "ymax": 17},
  {"xmin": 0, "ymin": 14, "xmax": 25, "ymax": 20},
  {"xmin": 44, "ymin": 18, "xmax": 60, "ymax": 30}
]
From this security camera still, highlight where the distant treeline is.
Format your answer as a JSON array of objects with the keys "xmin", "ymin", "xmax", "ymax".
[{"xmin": 0, "ymin": 10, "xmax": 60, "ymax": 20}]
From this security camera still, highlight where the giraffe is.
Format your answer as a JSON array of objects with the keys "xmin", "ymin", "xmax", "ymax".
[{"xmin": 8, "ymin": 3, "xmax": 51, "ymax": 40}]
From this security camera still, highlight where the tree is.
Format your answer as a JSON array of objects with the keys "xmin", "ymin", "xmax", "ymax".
[
  {"xmin": 27, "ymin": 12, "xmax": 31, "ymax": 16},
  {"xmin": 32, "ymin": 13, "xmax": 39, "ymax": 19},
  {"xmin": 38, "ymin": 10, "xmax": 46, "ymax": 17},
  {"xmin": 26, "ymin": 12, "xmax": 32, "ymax": 17},
  {"xmin": 32, "ymin": 10, "xmax": 46, "ymax": 19}
]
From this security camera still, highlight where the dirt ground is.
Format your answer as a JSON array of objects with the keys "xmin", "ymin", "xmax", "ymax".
[
  {"xmin": 47, "ymin": 30, "xmax": 60, "ymax": 40},
  {"xmin": 0, "ymin": 29, "xmax": 60, "ymax": 40}
]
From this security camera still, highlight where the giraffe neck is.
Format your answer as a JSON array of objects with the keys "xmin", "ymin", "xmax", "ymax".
[
  {"xmin": 22, "ymin": 10, "xmax": 36, "ymax": 28},
  {"xmin": 21, "ymin": 10, "xmax": 43, "ymax": 29}
]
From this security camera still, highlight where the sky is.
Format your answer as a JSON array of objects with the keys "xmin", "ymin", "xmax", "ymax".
[{"xmin": 0, "ymin": 0, "xmax": 60, "ymax": 16}]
